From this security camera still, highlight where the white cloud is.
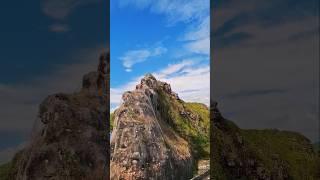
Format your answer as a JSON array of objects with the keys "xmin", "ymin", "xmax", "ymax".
[
  {"xmin": 110, "ymin": 78, "xmax": 141, "ymax": 105},
  {"xmin": 184, "ymin": 37, "xmax": 210, "ymax": 55},
  {"xmin": 118, "ymin": 0, "xmax": 210, "ymax": 56},
  {"xmin": 49, "ymin": 23, "xmax": 70, "ymax": 33},
  {"xmin": 154, "ymin": 62, "xmax": 210, "ymax": 105},
  {"xmin": 183, "ymin": 16, "xmax": 209, "ymax": 41},
  {"xmin": 157, "ymin": 60, "xmax": 194, "ymax": 76},
  {"xmin": 120, "ymin": 46, "xmax": 167, "ymax": 72},
  {"xmin": 42, "ymin": 0, "xmax": 101, "ymax": 33},
  {"xmin": 118, "ymin": 0, "xmax": 209, "ymax": 25},
  {"xmin": 111, "ymin": 58, "xmax": 209, "ymax": 109},
  {"xmin": 182, "ymin": 16, "xmax": 210, "ymax": 55},
  {"xmin": 42, "ymin": 0, "xmax": 100, "ymax": 20}
]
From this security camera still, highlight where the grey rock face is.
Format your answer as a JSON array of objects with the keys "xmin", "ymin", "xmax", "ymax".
[
  {"xmin": 111, "ymin": 74, "xmax": 193, "ymax": 180},
  {"xmin": 10, "ymin": 54, "xmax": 109, "ymax": 180}
]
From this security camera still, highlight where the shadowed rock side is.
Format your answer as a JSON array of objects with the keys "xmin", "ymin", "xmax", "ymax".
[
  {"xmin": 5, "ymin": 53, "xmax": 110, "ymax": 180},
  {"xmin": 110, "ymin": 74, "xmax": 210, "ymax": 180},
  {"xmin": 210, "ymin": 101, "xmax": 320, "ymax": 180}
]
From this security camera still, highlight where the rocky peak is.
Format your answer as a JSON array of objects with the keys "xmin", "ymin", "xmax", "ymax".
[
  {"xmin": 135, "ymin": 74, "xmax": 179, "ymax": 101},
  {"xmin": 111, "ymin": 74, "xmax": 194, "ymax": 180},
  {"xmin": 9, "ymin": 53, "xmax": 110, "ymax": 180}
]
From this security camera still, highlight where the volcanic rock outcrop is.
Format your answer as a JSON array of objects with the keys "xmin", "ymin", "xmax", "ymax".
[
  {"xmin": 110, "ymin": 74, "xmax": 210, "ymax": 180},
  {"xmin": 7, "ymin": 53, "xmax": 110, "ymax": 180}
]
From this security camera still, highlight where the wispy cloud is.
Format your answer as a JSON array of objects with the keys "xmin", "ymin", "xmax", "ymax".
[
  {"xmin": 42, "ymin": 0, "xmax": 101, "ymax": 33},
  {"xmin": 120, "ymin": 46, "xmax": 167, "ymax": 72},
  {"xmin": 155, "ymin": 64, "xmax": 210, "ymax": 105},
  {"xmin": 118, "ymin": 0, "xmax": 209, "ymax": 25},
  {"xmin": 182, "ymin": 16, "xmax": 210, "ymax": 55},
  {"xmin": 49, "ymin": 23, "xmax": 70, "ymax": 33},
  {"xmin": 118, "ymin": 0, "xmax": 210, "ymax": 55},
  {"xmin": 42, "ymin": 0, "xmax": 100, "ymax": 20},
  {"xmin": 212, "ymin": 0, "xmax": 319, "ymax": 49}
]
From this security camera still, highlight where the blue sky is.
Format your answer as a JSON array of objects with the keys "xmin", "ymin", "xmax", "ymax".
[{"xmin": 110, "ymin": 0, "xmax": 210, "ymax": 110}]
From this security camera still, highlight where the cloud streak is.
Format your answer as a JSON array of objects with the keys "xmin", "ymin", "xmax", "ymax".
[
  {"xmin": 42, "ymin": 0, "xmax": 100, "ymax": 20},
  {"xmin": 42, "ymin": 0, "xmax": 101, "ymax": 33},
  {"xmin": 182, "ymin": 16, "xmax": 210, "ymax": 55},
  {"xmin": 118, "ymin": 0, "xmax": 210, "ymax": 56},
  {"xmin": 120, "ymin": 46, "xmax": 167, "ymax": 72},
  {"xmin": 118, "ymin": 0, "xmax": 209, "ymax": 25},
  {"xmin": 48, "ymin": 23, "xmax": 70, "ymax": 33}
]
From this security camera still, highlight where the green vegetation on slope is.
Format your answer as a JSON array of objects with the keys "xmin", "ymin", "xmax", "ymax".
[
  {"xmin": 210, "ymin": 116, "xmax": 320, "ymax": 179},
  {"xmin": 241, "ymin": 129, "xmax": 320, "ymax": 179},
  {"xmin": 157, "ymin": 90, "xmax": 210, "ymax": 160},
  {"xmin": 210, "ymin": 120, "xmax": 240, "ymax": 180}
]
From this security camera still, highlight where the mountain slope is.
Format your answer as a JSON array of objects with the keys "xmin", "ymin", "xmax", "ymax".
[
  {"xmin": 210, "ymin": 102, "xmax": 320, "ymax": 179},
  {"xmin": 110, "ymin": 74, "xmax": 209, "ymax": 179}
]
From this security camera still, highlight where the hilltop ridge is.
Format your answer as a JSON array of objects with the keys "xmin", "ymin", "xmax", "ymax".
[{"xmin": 110, "ymin": 74, "xmax": 210, "ymax": 179}]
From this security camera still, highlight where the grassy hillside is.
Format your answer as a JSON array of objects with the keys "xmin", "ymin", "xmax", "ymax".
[
  {"xmin": 241, "ymin": 129, "xmax": 320, "ymax": 179},
  {"xmin": 156, "ymin": 89, "xmax": 210, "ymax": 160},
  {"xmin": 210, "ymin": 120, "xmax": 241, "ymax": 179},
  {"xmin": 210, "ymin": 117, "xmax": 319, "ymax": 179}
]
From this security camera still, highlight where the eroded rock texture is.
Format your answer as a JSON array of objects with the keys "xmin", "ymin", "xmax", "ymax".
[
  {"xmin": 110, "ymin": 74, "xmax": 194, "ymax": 180},
  {"xmin": 9, "ymin": 53, "xmax": 110, "ymax": 180}
]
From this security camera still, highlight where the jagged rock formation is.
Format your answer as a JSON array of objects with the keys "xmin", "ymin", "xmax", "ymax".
[
  {"xmin": 210, "ymin": 101, "xmax": 320, "ymax": 179},
  {"xmin": 6, "ymin": 53, "xmax": 110, "ymax": 180},
  {"xmin": 110, "ymin": 74, "xmax": 210, "ymax": 180}
]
